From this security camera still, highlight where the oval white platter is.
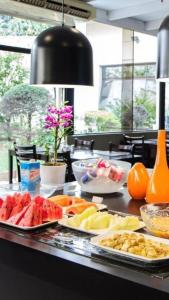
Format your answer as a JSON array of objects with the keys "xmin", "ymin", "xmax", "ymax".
[
  {"xmin": 90, "ymin": 230, "xmax": 169, "ymax": 263},
  {"xmin": 58, "ymin": 217, "xmax": 145, "ymax": 235}
]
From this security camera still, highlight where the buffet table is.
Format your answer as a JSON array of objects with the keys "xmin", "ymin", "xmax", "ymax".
[{"xmin": 0, "ymin": 182, "xmax": 169, "ymax": 300}]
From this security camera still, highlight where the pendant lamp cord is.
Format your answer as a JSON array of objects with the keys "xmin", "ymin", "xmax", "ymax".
[{"xmin": 62, "ymin": 0, "xmax": 64, "ymax": 27}]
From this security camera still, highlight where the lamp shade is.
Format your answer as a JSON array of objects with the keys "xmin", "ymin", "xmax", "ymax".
[
  {"xmin": 157, "ymin": 15, "xmax": 169, "ymax": 81},
  {"xmin": 30, "ymin": 25, "xmax": 93, "ymax": 86}
]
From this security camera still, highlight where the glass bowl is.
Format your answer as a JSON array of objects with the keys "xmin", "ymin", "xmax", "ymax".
[
  {"xmin": 72, "ymin": 158, "xmax": 131, "ymax": 194},
  {"xmin": 140, "ymin": 204, "xmax": 169, "ymax": 238}
]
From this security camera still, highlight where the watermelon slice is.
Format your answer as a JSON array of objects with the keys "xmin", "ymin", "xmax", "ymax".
[
  {"xmin": 38, "ymin": 206, "xmax": 43, "ymax": 225},
  {"xmin": 0, "ymin": 206, "xmax": 9, "ymax": 221},
  {"xmin": 49, "ymin": 201, "xmax": 62, "ymax": 220},
  {"xmin": 42, "ymin": 199, "xmax": 51, "ymax": 222},
  {"xmin": 33, "ymin": 195, "xmax": 45, "ymax": 206},
  {"xmin": 18, "ymin": 203, "xmax": 35, "ymax": 227},
  {"xmin": 32, "ymin": 203, "xmax": 42, "ymax": 226},
  {"xmin": 48, "ymin": 201, "xmax": 56, "ymax": 220},
  {"xmin": 0, "ymin": 192, "xmax": 62, "ymax": 226},
  {"xmin": 7, "ymin": 205, "xmax": 30, "ymax": 225},
  {"xmin": 22, "ymin": 192, "xmax": 31, "ymax": 207},
  {"xmin": 42, "ymin": 209, "xmax": 48, "ymax": 222},
  {"xmin": 42, "ymin": 199, "xmax": 62, "ymax": 221},
  {"xmin": 54, "ymin": 204, "xmax": 63, "ymax": 220},
  {"xmin": 0, "ymin": 195, "xmax": 16, "ymax": 220},
  {"xmin": 10, "ymin": 197, "xmax": 23, "ymax": 218},
  {"xmin": 7, "ymin": 194, "xmax": 16, "ymax": 207},
  {"xmin": 9, "ymin": 192, "xmax": 30, "ymax": 218},
  {"xmin": 0, "ymin": 198, "xmax": 3, "ymax": 208}
]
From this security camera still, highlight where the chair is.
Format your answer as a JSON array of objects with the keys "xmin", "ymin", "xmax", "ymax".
[
  {"xmin": 122, "ymin": 134, "xmax": 145, "ymax": 163},
  {"xmin": 13, "ymin": 143, "xmax": 37, "ymax": 182},
  {"xmin": 74, "ymin": 138, "xmax": 95, "ymax": 151},
  {"xmin": 108, "ymin": 142, "xmax": 135, "ymax": 165}
]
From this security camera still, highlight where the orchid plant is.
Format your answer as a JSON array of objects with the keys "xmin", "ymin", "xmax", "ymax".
[{"xmin": 44, "ymin": 104, "xmax": 73, "ymax": 163}]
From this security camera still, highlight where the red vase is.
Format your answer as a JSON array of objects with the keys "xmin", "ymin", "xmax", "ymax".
[{"xmin": 146, "ymin": 130, "xmax": 169, "ymax": 203}]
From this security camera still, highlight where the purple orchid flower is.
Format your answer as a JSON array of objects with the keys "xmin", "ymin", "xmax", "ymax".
[{"xmin": 44, "ymin": 104, "xmax": 73, "ymax": 162}]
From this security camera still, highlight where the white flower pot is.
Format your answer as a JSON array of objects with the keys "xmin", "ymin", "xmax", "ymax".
[{"xmin": 40, "ymin": 163, "xmax": 67, "ymax": 186}]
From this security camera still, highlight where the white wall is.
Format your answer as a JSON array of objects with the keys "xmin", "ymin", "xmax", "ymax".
[{"xmin": 74, "ymin": 21, "xmax": 122, "ymax": 124}]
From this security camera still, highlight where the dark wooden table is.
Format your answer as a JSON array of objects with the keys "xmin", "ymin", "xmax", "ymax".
[
  {"xmin": 0, "ymin": 182, "xmax": 168, "ymax": 299},
  {"xmin": 8, "ymin": 149, "xmax": 132, "ymax": 184}
]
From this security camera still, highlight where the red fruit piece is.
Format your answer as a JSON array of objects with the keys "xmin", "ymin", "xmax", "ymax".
[
  {"xmin": 22, "ymin": 192, "xmax": 31, "ymax": 207},
  {"xmin": 18, "ymin": 203, "xmax": 34, "ymax": 227},
  {"xmin": 33, "ymin": 195, "xmax": 45, "ymax": 206},
  {"xmin": 32, "ymin": 204, "xmax": 43, "ymax": 226},
  {"xmin": 0, "ymin": 198, "xmax": 3, "ymax": 208},
  {"xmin": 42, "ymin": 199, "xmax": 62, "ymax": 222},
  {"xmin": 7, "ymin": 205, "xmax": 30, "ymax": 225},
  {"xmin": 42, "ymin": 199, "xmax": 52, "ymax": 222},
  {"xmin": 48, "ymin": 200, "xmax": 62, "ymax": 220},
  {"xmin": 0, "ymin": 195, "xmax": 16, "ymax": 220},
  {"xmin": 42, "ymin": 209, "xmax": 48, "ymax": 222},
  {"xmin": 54, "ymin": 204, "xmax": 63, "ymax": 219},
  {"xmin": 38, "ymin": 206, "xmax": 43, "ymax": 225},
  {"xmin": 10, "ymin": 197, "xmax": 23, "ymax": 217},
  {"xmin": 49, "ymin": 201, "xmax": 57, "ymax": 220}
]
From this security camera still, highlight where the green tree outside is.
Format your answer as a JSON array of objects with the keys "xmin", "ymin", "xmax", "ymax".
[
  {"xmin": 0, "ymin": 16, "xmax": 51, "ymax": 174},
  {"xmin": 0, "ymin": 84, "xmax": 53, "ymax": 143},
  {"xmin": 0, "ymin": 15, "xmax": 49, "ymax": 36},
  {"xmin": 0, "ymin": 53, "xmax": 29, "ymax": 97},
  {"xmin": 84, "ymin": 110, "xmax": 120, "ymax": 133},
  {"xmin": 134, "ymin": 88, "xmax": 156, "ymax": 129}
]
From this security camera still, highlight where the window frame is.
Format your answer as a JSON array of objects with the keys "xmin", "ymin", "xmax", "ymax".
[{"xmin": 73, "ymin": 61, "xmax": 156, "ymax": 135}]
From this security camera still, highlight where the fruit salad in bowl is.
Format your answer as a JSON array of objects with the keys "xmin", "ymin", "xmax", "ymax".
[{"xmin": 72, "ymin": 158, "xmax": 131, "ymax": 194}]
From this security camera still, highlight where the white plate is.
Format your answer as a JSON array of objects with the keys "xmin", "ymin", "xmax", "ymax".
[
  {"xmin": 58, "ymin": 217, "xmax": 144, "ymax": 235},
  {"xmin": 0, "ymin": 219, "xmax": 58, "ymax": 231},
  {"xmin": 90, "ymin": 230, "xmax": 169, "ymax": 263}
]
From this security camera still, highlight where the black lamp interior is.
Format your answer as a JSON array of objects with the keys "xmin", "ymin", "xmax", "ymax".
[{"xmin": 30, "ymin": 0, "xmax": 93, "ymax": 86}]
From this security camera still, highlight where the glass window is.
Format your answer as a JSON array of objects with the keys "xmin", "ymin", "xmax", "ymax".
[
  {"xmin": 74, "ymin": 21, "xmax": 123, "ymax": 134},
  {"xmin": 74, "ymin": 23, "xmax": 157, "ymax": 134},
  {"xmin": 0, "ymin": 15, "xmax": 54, "ymax": 181},
  {"xmin": 100, "ymin": 64, "xmax": 133, "ymax": 132},
  {"xmin": 133, "ymin": 64, "xmax": 156, "ymax": 130},
  {"xmin": 0, "ymin": 15, "xmax": 49, "ymax": 48},
  {"xmin": 99, "ymin": 62, "xmax": 156, "ymax": 132},
  {"xmin": 133, "ymin": 32, "xmax": 157, "ymax": 130}
]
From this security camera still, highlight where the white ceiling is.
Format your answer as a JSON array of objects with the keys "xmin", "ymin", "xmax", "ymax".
[
  {"xmin": 83, "ymin": 0, "xmax": 169, "ymax": 35},
  {"xmin": 0, "ymin": 0, "xmax": 167, "ymax": 35}
]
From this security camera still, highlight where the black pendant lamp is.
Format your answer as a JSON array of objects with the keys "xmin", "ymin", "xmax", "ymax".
[
  {"xmin": 157, "ymin": 15, "xmax": 169, "ymax": 81},
  {"xmin": 30, "ymin": 0, "xmax": 93, "ymax": 86}
]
